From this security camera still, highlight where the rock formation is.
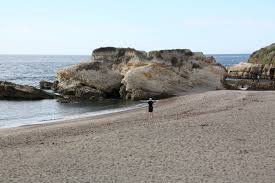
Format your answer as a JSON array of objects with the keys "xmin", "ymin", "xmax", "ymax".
[
  {"xmin": 40, "ymin": 80, "xmax": 59, "ymax": 91},
  {"xmin": 227, "ymin": 43, "xmax": 275, "ymax": 79},
  {"xmin": 0, "ymin": 81, "xmax": 54, "ymax": 100},
  {"xmin": 248, "ymin": 43, "xmax": 275, "ymax": 64},
  {"xmin": 56, "ymin": 47, "xmax": 226, "ymax": 100},
  {"xmin": 223, "ymin": 79, "xmax": 275, "ymax": 90},
  {"xmin": 40, "ymin": 80, "xmax": 54, "ymax": 90}
]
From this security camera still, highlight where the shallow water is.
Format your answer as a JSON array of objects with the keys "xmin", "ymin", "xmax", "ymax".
[{"xmin": 0, "ymin": 99, "xmax": 141, "ymax": 128}]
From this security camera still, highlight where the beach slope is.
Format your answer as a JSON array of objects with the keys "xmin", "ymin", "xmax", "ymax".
[{"xmin": 0, "ymin": 90, "xmax": 274, "ymax": 182}]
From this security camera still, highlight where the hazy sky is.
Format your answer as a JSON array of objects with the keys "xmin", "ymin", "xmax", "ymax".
[{"xmin": 0, "ymin": 0, "xmax": 275, "ymax": 54}]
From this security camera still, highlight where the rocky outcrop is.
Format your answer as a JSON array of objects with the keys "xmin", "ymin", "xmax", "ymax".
[
  {"xmin": 40, "ymin": 80, "xmax": 54, "ymax": 90},
  {"xmin": 248, "ymin": 43, "xmax": 275, "ymax": 64},
  {"xmin": 223, "ymin": 79, "xmax": 275, "ymax": 90},
  {"xmin": 59, "ymin": 85, "xmax": 106, "ymax": 100},
  {"xmin": 227, "ymin": 62, "xmax": 263, "ymax": 78},
  {"xmin": 56, "ymin": 47, "xmax": 226, "ymax": 100},
  {"xmin": 39, "ymin": 80, "xmax": 59, "ymax": 91},
  {"xmin": 51, "ymin": 81, "xmax": 59, "ymax": 91},
  {"xmin": 227, "ymin": 43, "xmax": 275, "ymax": 79},
  {"xmin": 0, "ymin": 81, "xmax": 54, "ymax": 100}
]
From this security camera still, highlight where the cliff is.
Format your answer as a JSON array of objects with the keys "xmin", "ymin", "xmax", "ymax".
[{"xmin": 0, "ymin": 81, "xmax": 54, "ymax": 100}]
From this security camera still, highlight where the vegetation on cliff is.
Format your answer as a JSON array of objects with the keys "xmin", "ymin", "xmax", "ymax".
[{"xmin": 248, "ymin": 43, "xmax": 275, "ymax": 64}]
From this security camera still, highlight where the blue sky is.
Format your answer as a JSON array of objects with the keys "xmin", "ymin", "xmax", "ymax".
[{"xmin": 0, "ymin": 0, "xmax": 275, "ymax": 54}]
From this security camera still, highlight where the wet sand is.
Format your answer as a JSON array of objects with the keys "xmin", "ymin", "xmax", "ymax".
[{"xmin": 0, "ymin": 90, "xmax": 274, "ymax": 182}]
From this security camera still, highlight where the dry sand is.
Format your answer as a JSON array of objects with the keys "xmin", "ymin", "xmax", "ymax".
[{"xmin": 0, "ymin": 90, "xmax": 274, "ymax": 183}]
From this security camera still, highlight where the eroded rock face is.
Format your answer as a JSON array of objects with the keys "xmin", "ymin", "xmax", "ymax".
[
  {"xmin": 56, "ymin": 61, "xmax": 123, "ymax": 94},
  {"xmin": 56, "ymin": 47, "xmax": 226, "ymax": 100},
  {"xmin": 227, "ymin": 43, "xmax": 275, "ymax": 79},
  {"xmin": 0, "ymin": 81, "xmax": 54, "ymax": 100},
  {"xmin": 121, "ymin": 63, "xmax": 192, "ymax": 100},
  {"xmin": 227, "ymin": 62, "xmax": 263, "ymax": 78}
]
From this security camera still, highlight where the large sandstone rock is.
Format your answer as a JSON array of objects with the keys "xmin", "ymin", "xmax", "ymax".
[
  {"xmin": 56, "ymin": 47, "xmax": 226, "ymax": 100},
  {"xmin": 121, "ymin": 63, "xmax": 191, "ymax": 100},
  {"xmin": 227, "ymin": 43, "xmax": 275, "ymax": 79},
  {"xmin": 56, "ymin": 61, "xmax": 123, "ymax": 94},
  {"xmin": 0, "ymin": 81, "xmax": 54, "ymax": 100}
]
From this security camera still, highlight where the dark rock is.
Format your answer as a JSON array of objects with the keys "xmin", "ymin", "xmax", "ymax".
[
  {"xmin": 51, "ymin": 81, "xmax": 59, "ymax": 91},
  {"xmin": 56, "ymin": 97, "xmax": 71, "ymax": 103},
  {"xmin": 192, "ymin": 62, "xmax": 201, "ymax": 69},
  {"xmin": 75, "ymin": 86, "xmax": 105, "ymax": 100},
  {"xmin": 119, "ymin": 85, "xmax": 127, "ymax": 99},
  {"xmin": 61, "ymin": 87, "xmax": 77, "ymax": 96},
  {"xmin": 56, "ymin": 86, "xmax": 106, "ymax": 102},
  {"xmin": 0, "ymin": 81, "xmax": 54, "ymax": 100},
  {"xmin": 223, "ymin": 79, "xmax": 275, "ymax": 90},
  {"xmin": 39, "ymin": 80, "xmax": 54, "ymax": 90}
]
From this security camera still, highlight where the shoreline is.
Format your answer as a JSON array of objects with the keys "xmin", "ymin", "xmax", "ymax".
[
  {"xmin": 0, "ymin": 102, "xmax": 146, "ymax": 129},
  {"xmin": 0, "ymin": 88, "xmax": 205, "ymax": 130},
  {"xmin": 0, "ymin": 94, "xmax": 177, "ymax": 134},
  {"xmin": 0, "ymin": 90, "xmax": 274, "ymax": 182}
]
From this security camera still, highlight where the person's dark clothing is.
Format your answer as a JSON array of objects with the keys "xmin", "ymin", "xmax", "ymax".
[{"xmin": 148, "ymin": 101, "xmax": 154, "ymax": 112}]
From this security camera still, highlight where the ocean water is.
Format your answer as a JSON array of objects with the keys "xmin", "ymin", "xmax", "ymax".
[
  {"xmin": 0, "ymin": 55, "xmax": 90, "ymax": 87},
  {"xmin": 211, "ymin": 54, "xmax": 250, "ymax": 66},
  {"xmin": 0, "ymin": 54, "xmax": 250, "ymax": 128}
]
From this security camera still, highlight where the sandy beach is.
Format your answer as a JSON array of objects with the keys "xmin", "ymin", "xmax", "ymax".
[{"xmin": 0, "ymin": 90, "xmax": 274, "ymax": 183}]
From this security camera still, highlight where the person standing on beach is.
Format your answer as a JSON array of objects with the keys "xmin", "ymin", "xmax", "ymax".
[
  {"xmin": 147, "ymin": 98, "xmax": 155, "ymax": 119},
  {"xmin": 257, "ymin": 75, "xmax": 260, "ymax": 82}
]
